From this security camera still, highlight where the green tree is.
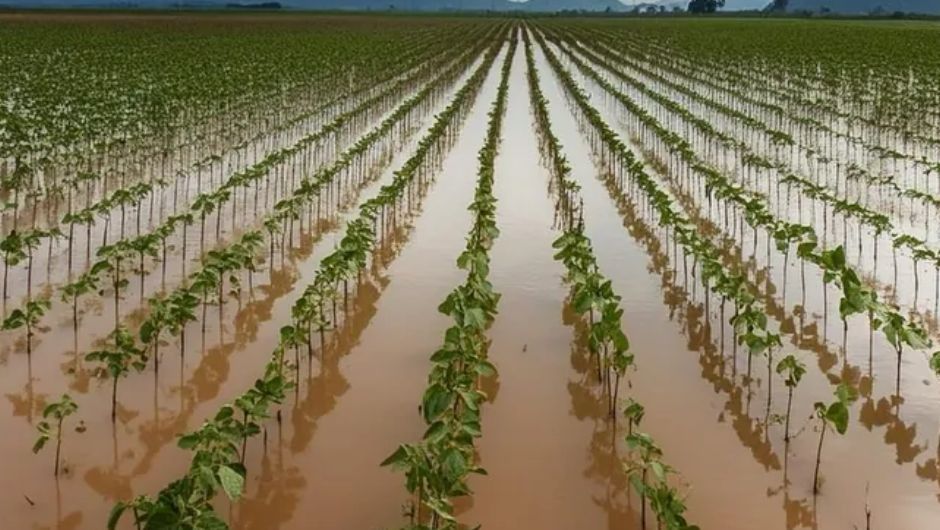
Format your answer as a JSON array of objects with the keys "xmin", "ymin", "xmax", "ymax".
[{"xmin": 688, "ymin": 0, "xmax": 725, "ymax": 13}]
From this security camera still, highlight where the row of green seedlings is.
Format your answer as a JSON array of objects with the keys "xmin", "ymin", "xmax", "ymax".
[
  {"xmin": 613, "ymin": 25, "xmax": 940, "ymax": 158},
  {"xmin": 547, "ymin": 35, "xmax": 940, "ymax": 389},
  {"xmin": 288, "ymin": 36, "xmax": 505, "ymax": 372},
  {"xmin": 524, "ymin": 30, "xmax": 696, "ymax": 530},
  {"xmin": 0, "ymin": 37, "xmax": 490, "ymax": 371},
  {"xmin": 103, "ymin": 36, "xmax": 506, "ymax": 530},
  {"xmin": 843, "ymin": 163, "xmax": 940, "ymax": 238},
  {"xmin": 110, "ymin": 38, "xmax": 497, "ymax": 423},
  {"xmin": 0, "ymin": 26, "xmax": 449, "ymax": 239},
  {"xmin": 0, "ymin": 25, "xmax": 482, "ymax": 316},
  {"xmin": 19, "ymin": 23, "xmax": 491, "ymax": 487},
  {"xmin": 574, "ymin": 34, "xmax": 940, "ymax": 326},
  {"xmin": 565, "ymin": 26, "xmax": 796, "ymax": 149},
  {"xmin": 381, "ymin": 32, "xmax": 515, "ymax": 530},
  {"xmin": 554, "ymin": 32, "xmax": 940, "ymax": 306},
  {"xmin": 61, "ymin": 44, "xmax": 483, "ymax": 442},
  {"xmin": 534, "ymin": 30, "xmax": 862, "ymax": 496},
  {"xmin": 576, "ymin": 23, "xmax": 940, "ymax": 208},
  {"xmin": 0, "ymin": 20, "xmax": 488, "ymax": 285},
  {"xmin": 571, "ymin": 25, "xmax": 940, "ymax": 202}
]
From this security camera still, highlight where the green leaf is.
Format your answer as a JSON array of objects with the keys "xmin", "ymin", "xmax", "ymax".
[
  {"xmin": 380, "ymin": 445, "xmax": 408, "ymax": 468},
  {"xmin": 140, "ymin": 320, "xmax": 156, "ymax": 344},
  {"xmin": 32, "ymin": 434, "xmax": 49, "ymax": 454},
  {"xmin": 835, "ymin": 383, "xmax": 858, "ymax": 406},
  {"xmin": 826, "ymin": 402, "xmax": 850, "ymax": 435},
  {"xmin": 217, "ymin": 465, "xmax": 245, "ymax": 501},
  {"xmin": 474, "ymin": 360, "xmax": 497, "ymax": 377},
  {"xmin": 178, "ymin": 432, "xmax": 200, "ymax": 450},
  {"xmin": 650, "ymin": 460, "xmax": 667, "ymax": 481},
  {"xmin": 441, "ymin": 448, "xmax": 468, "ymax": 480},
  {"xmin": 107, "ymin": 502, "xmax": 128, "ymax": 530},
  {"xmin": 422, "ymin": 384, "xmax": 453, "ymax": 423},
  {"xmin": 463, "ymin": 307, "xmax": 487, "ymax": 329}
]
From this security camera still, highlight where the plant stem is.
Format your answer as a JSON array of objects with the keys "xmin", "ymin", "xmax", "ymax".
[
  {"xmin": 814, "ymin": 421, "xmax": 827, "ymax": 495},
  {"xmin": 54, "ymin": 418, "xmax": 63, "ymax": 478}
]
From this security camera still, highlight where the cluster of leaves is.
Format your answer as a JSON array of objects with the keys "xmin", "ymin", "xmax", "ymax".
[
  {"xmin": 381, "ymin": 34, "xmax": 515, "ymax": 530},
  {"xmin": 109, "ymin": 363, "xmax": 292, "ymax": 529}
]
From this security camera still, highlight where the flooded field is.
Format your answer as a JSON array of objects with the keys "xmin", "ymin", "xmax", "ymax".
[{"xmin": 0, "ymin": 13, "xmax": 938, "ymax": 530}]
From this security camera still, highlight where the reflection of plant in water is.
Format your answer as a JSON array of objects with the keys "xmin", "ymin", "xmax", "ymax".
[{"xmin": 564, "ymin": 301, "xmax": 631, "ymax": 527}]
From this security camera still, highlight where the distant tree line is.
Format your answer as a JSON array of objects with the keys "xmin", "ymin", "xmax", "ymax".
[
  {"xmin": 687, "ymin": 0, "xmax": 724, "ymax": 12},
  {"xmin": 225, "ymin": 1, "xmax": 282, "ymax": 8}
]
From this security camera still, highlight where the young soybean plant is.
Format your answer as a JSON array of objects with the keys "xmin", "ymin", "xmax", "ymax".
[
  {"xmin": 775, "ymin": 354, "xmax": 806, "ymax": 444},
  {"xmin": 86, "ymin": 327, "xmax": 147, "ymax": 422},
  {"xmin": 33, "ymin": 394, "xmax": 79, "ymax": 477},
  {"xmin": 1, "ymin": 297, "xmax": 51, "ymax": 356},
  {"xmin": 812, "ymin": 383, "xmax": 858, "ymax": 495},
  {"xmin": 624, "ymin": 398, "xmax": 645, "ymax": 437}
]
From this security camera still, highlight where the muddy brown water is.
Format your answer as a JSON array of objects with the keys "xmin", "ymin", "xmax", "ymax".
[
  {"xmin": 0, "ymin": 26, "xmax": 938, "ymax": 530},
  {"xmin": 229, "ymin": 43, "xmax": 510, "ymax": 530},
  {"xmin": 0, "ymin": 49, "xmax": 484, "ymax": 529},
  {"xmin": 532, "ymin": 35, "xmax": 939, "ymax": 529}
]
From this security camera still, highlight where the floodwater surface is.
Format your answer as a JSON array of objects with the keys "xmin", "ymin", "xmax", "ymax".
[{"xmin": 1, "ymin": 23, "xmax": 938, "ymax": 530}]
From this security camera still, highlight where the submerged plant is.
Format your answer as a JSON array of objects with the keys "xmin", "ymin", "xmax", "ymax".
[
  {"xmin": 86, "ymin": 327, "xmax": 147, "ymax": 421},
  {"xmin": 624, "ymin": 398, "xmax": 645, "ymax": 437},
  {"xmin": 812, "ymin": 383, "xmax": 858, "ymax": 494},
  {"xmin": 2, "ymin": 297, "xmax": 51, "ymax": 356},
  {"xmin": 776, "ymin": 354, "xmax": 806, "ymax": 444},
  {"xmin": 33, "ymin": 394, "xmax": 79, "ymax": 477}
]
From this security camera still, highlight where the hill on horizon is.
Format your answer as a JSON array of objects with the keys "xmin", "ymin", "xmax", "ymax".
[
  {"xmin": 0, "ymin": 0, "xmax": 774, "ymax": 11},
  {"xmin": 787, "ymin": 0, "xmax": 940, "ymax": 14}
]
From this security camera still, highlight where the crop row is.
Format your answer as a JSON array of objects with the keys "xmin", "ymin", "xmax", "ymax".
[
  {"xmin": 0, "ymin": 31, "xmax": 493, "ymax": 373},
  {"xmin": 542, "ymin": 32, "xmax": 939, "ymax": 390},
  {"xmin": 105, "ymin": 30, "xmax": 507, "ymax": 530},
  {"xmin": 533, "ymin": 26, "xmax": 871, "ymax": 498},
  {"xmin": 525, "ymin": 30, "xmax": 698, "ymax": 529}
]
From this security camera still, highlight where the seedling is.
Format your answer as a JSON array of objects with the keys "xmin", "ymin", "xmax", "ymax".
[
  {"xmin": 86, "ymin": 327, "xmax": 147, "ymax": 421},
  {"xmin": 33, "ymin": 394, "xmax": 78, "ymax": 477},
  {"xmin": 812, "ymin": 383, "xmax": 858, "ymax": 494},
  {"xmin": 775, "ymin": 354, "xmax": 806, "ymax": 443}
]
